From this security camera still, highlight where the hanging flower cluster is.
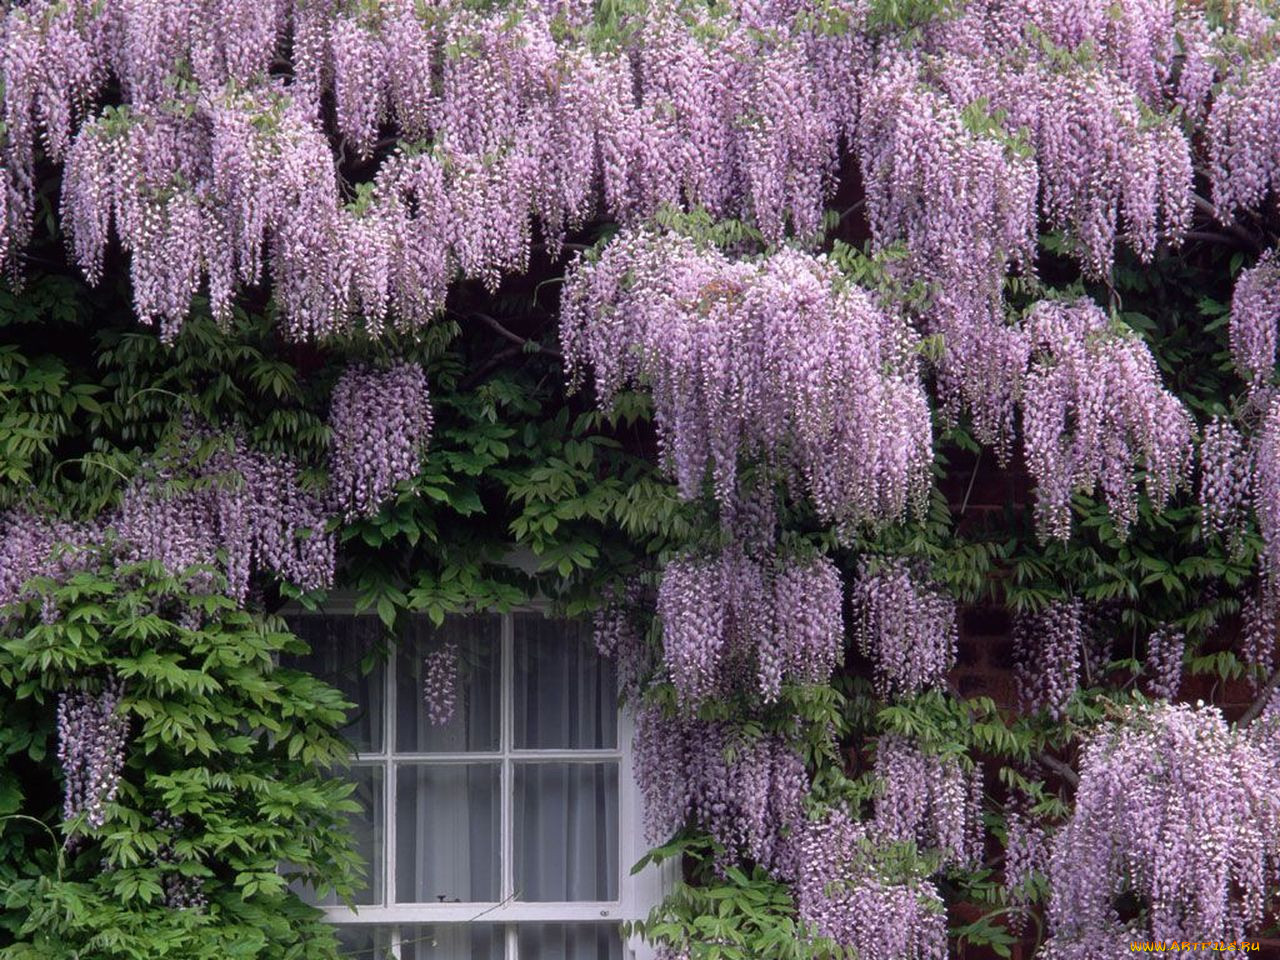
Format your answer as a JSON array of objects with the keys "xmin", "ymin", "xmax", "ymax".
[
  {"xmin": 328, "ymin": 361, "xmax": 433, "ymax": 520},
  {"xmin": 117, "ymin": 436, "xmax": 336, "ymax": 601},
  {"xmin": 152, "ymin": 810, "xmax": 208, "ymax": 912},
  {"xmin": 1199, "ymin": 416, "xmax": 1252, "ymax": 542},
  {"xmin": 1044, "ymin": 702, "xmax": 1280, "ymax": 950},
  {"xmin": 851, "ymin": 557, "xmax": 957, "ymax": 700},
  {"xmin": 0, "ymin": 510, "xmax": 103, "ymax": 622},
  {"xmin": 633, "ymin": 704, "xmax": 808, "ymax": 877},
  {"xmin": 1021, "ymin": 299, "xmax": 1194, "ymax": 540},
  {"xmin": 1228, "ymin": 251, "xmax": 1280, "ymax": 395},
  {"xmin": 1013, "ymin": 599, "xmax": 1083, "ymax": 719},
  {"xmin": 872, "ymin": 735, "xmax": 984, "ymax": 870},
  {"xmin": 791, "ymin": 809, "xmax": 947, "ymax": 960},
  {"xmin": 422, "ymin": 643, "xmax": 458, "ymax": 727},
  {"xmin": 592, "ymin": 582, "xmax": 651, "ymax": 703},
  {"xmin": 0, "ymin": 430, "xmax": 336, "ymax": 617},
  {"xmin": 1144, "ymin": 626, "xmax": 1185, "ymax": 700},
  {"xmin": 562, "ymin": 230, "xmax": 932, "ymax": 525},
  {"xmin": 0, "ymin": 0, "xmax": 870, "ymax": 338},
  {"xmin": 56, "ymin": 676, "xmax": 129, "ymax": 832},
  {"xmin": 656, "ymin": 547, "xmax": 844, "ymax": 709},
  {"xmin": 1002, "ymin": 794, "xmax": 1048, "ymax": 933}
]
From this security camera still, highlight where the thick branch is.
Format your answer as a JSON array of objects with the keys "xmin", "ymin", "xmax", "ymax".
[
  {"xmin": 1192, "ymin": 194, "xmax": 1263, "ymax": 251},
  {"xmin": 1038, "ymin": 751, "xmax": 1080, "ymax": 788},
  {"xmin": 472, "ymin": 311, "xmax": 546, "ymax": 351},
  {"xmin": 1239, "ymin": 666, "xmax": 1280, "ymax": 726}
]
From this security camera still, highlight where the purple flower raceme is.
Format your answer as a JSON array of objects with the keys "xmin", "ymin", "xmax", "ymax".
[
  {"xmin": 1228, "ymin": 250, "xmax": 1280, "ymax": 395},
  {"xmin": 57, "ymin": 675, "xmax": 129, "ymax": 833},
  {"xmin": 1013, "ymin": 599, "xmax": 1083, "ymax": 719},
  {"xmin": 328, "ymin": 361, "xmax": 433, "ymax": 521},
  {"xmin": 1021, "ymin": 298, "xmax": 1194, "ymax": 541},
  {"xmin": 872, "ymin": 734, "xmax": 984, "ymax": 870},
  {"xmin": 1044, "ymin": 702, "xmax": 1280, "ymax": 949},
  {"xmin": 152, "ymin": 810, "xmax": 208, "ymax": 912},
  {"xmin": 561, "ymin": 229, "xmax": 933, "ymax": 528},
  {"xmin": 0, "ymin": 509, "xmax": 102, "ymax": 622},
  {"xmin": 791, "ymin": 808, "xmax": 947, "ymax": 960},
  {"xmin": 422, "ymin": 643, "xmax": 458, "ymax": 727},
  {"xmin": 633, "ymin": 704, "xmax": 808, "ymax": 878},
  {"xmin": 592, "ymin": 581, "xmax": 651, "ymax": 703},
  {"xmin": 656, "ymin": 546, "xmax": 844, "ymax": 710},
  {"xmin": 1002, "ymin": 792, "xmax": 1047, "ymax": 933},
  {"xmin": 1144, "ymin": 626, "xmax": 1185, "ymax": 700},
  {"xmin": 1198, "ymin": 416, "xmax": 1252, "ymax": 543},
  {"xmin": 0, "ymin": 427, "xmax": 336, "ymax": 614},
  {"xmin": 851, "ymin": 557, "xmax": 957, "ymax": 700}
]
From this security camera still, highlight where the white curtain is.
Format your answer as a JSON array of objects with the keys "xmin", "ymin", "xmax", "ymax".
[
  {"xmin": 517, "ymin": 924, "xmax": 623, "ymax": 960},
  {"xmin": 400, "ymin": 924, "xmax": 502, "ymax": 960},
  {"xmin": 398, "ymin": 616, "xmax": 502, "ymax": 903},
  {"xmin": 282, "ymin": 615, "xmax": 384, "ymax": 906},
  {"xmin": 513, "ymin": 614, "xmax": 617, "ymax": 750},
  {"xmin": 284, "ymin": 614, "xmax": 383, "ymax": 753}
]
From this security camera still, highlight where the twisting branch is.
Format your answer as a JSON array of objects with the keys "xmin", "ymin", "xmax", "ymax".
[
  {"xmin": 1239, "ymin": 666, "xmax": 1280, "ymax": 726},
  {"xmin": 471, "ymin": 311, "xmax": 550, "ymax": 351},
  {"xmin": 1037, "ymin": 751, "xmax": 1080, "ymax": 788},
  {"xmin": 1191, "ymin": 194, "xmax": 1263, "ymax": 251}
]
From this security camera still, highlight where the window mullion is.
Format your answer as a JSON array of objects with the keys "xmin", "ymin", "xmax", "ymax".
[
  {"xmin": 385, "ymin": 627, "xmax": 397, "ymax": 910},
  {"xmin": 501, "ymin": 613, "xmax": 515, "ymax": 908}
]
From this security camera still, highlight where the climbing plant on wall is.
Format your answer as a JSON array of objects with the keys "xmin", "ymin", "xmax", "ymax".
[{"xmin": 3, "ymin": 0, "xmax": 1280, "ymax": 957}]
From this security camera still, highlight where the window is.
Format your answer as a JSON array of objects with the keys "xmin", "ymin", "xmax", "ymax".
[{"xmin": 284, "ymin": 607, "xmax": 665, "ymax": 960}]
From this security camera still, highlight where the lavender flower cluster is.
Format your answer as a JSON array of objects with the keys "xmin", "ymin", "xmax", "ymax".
[
  {"xmin": 1, "ymin": 0, "xmax": 1235, "ymax": 347},
  {"xmin": 1021, "ymin": 299, "xmax": 1194, "ymax": 540},
  {"xmin": 851, "ymin": 557, "xmax": 957, "ymax": 700},
  {"xmin": 56, "ymin": 676, "xmax": 129, "ymax": 832},
  {"xmin": 1002, "ymin": 793, "xmax": 1047, "ymax": 933},
  {"xmin": 656, "ymin": 547, "xmax": 844, "ymax": 710},
  {"xmin": 1013, "ymin": 599, "xmax": 1083, "ymax": 719},
  {"xmin": 1044, "ymin": 702, "xmax": 1280, "ymax": 949},
  {"xmin": 152, "ymin": 810, "xmax": 207, "ymax": 912},
  {"xmin": 0, "ymin": 510, "xmax": 103, "ymax": 622},
  {"xmin": 1, "ymin": 0, "xmax": 863, "ymax": 338},
  {"xmin": 1144, "ymin": 626, "xmax": 1185, "ymax": 700},
  {"xmin": 421, "ymin": 642, "xmax": 458, "ymax": 727},
  {"xmin": 328, "ymin": 361, "xmax": 433, "ymax": 520},
  {"xmin": 872, "ymin": 734, "xmax": 984, "ymax": 870},
  {"xmin": 116, "ymin": 436, "xmax": 336, "ymax": 601},
  {"xmin": 592, "ymin": 581, "xmax": 650, "ymax": 702},
  {"xmin": 0, "ymin": 428, "xmax": 336, "ymax": 623},
  {"xmin": 633, "ymin": 704, "xmax": 808, "ymax": 877},
  {"xmin": 1228, "ymin": 251, "xmax": 1280, "ymax": 396},
  {"xmin": 562, "ymin": 230, "xmax": 932, "ymax": 528},
  {"xmin": 1198, "ymin": 416, "xmax": 1252, "ymax": 543},
  {"xmin": 790, "ymin": 809, "xmax": 947, "ymax": 960}
]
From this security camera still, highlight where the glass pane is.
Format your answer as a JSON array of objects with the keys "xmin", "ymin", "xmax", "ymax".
[
  {"xmin": 292, "ymin": 765, "xmax": 383, "ymax": 906},
  {"xmin": 514, "ymin": 762, "xmax": 618, "ymax": 901},
  {"xmin": 514, "ymin": 614, "xmax": 617, "ymax": 750},
  {"xmin": 333, "ymin": 926, "xmax": 394, "ymax": 959},
  {"xmin": 517, "ymin": 924, "xmax": 623, "ymax": 960},
  {"xmin": 398, "ymin": 615, "xmax": 501, "ymax": 753},
  {"xmin": 283, "ymin": 614, "xmax": 384, "ymax": 753},
  {"xmin": 400, "ymin": 924, "xmax": 503, "ymax": 960},
  {"xmin": 396, "ymin": 763, "xmax": 500, "ymax": 902}
]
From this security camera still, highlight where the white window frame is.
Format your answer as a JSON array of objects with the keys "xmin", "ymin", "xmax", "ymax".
[{"xmin": 286, "ymin": 599, "xmax": 671, "ymax": 960}]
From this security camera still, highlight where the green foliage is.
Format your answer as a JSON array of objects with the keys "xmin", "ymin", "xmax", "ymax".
[
  {"xmin": 0, "ymin": 559, "xmax": 360, "ymax": 960},
  {"xmin": 629, "ymin": 836, "xmax": 850, "ymax": 960}
]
